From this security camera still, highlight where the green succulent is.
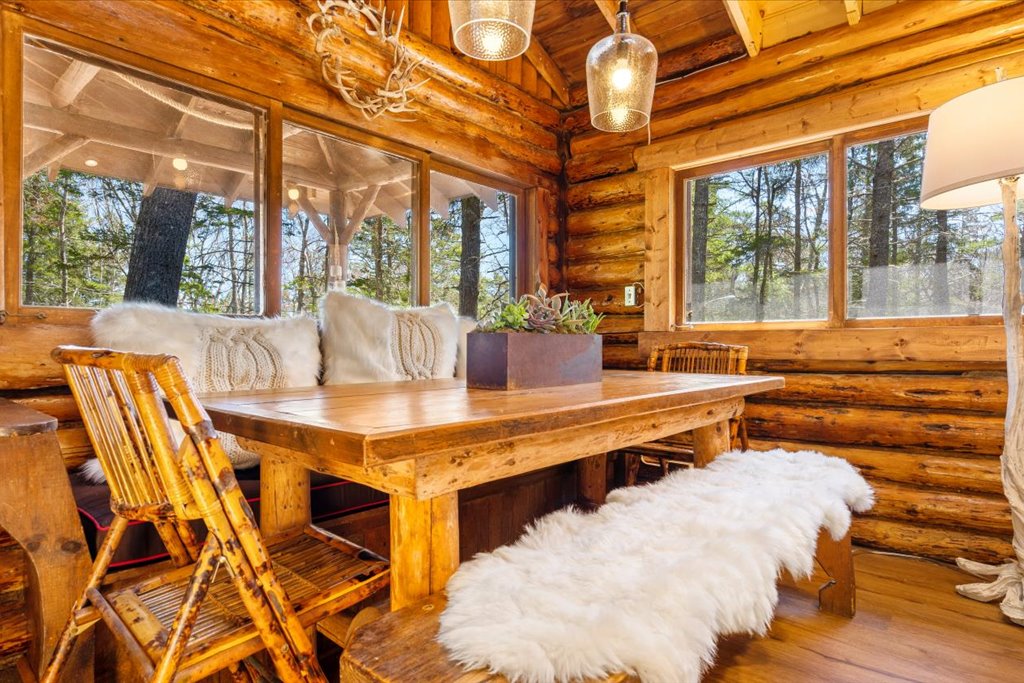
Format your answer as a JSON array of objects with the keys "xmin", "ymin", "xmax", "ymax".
[{"xmin": 482, "ymin": 285, "xmax": 603, "ymax": 334}]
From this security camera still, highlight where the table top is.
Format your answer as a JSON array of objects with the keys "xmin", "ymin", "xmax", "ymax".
[{"xmin": 201, "ymin": 370, "xmax": 782, "ymax": 467}]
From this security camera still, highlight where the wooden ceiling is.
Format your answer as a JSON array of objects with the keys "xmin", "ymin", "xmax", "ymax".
[{"xmin": 389, "ymin": 0, "xmax": 901, "ymax": 111}]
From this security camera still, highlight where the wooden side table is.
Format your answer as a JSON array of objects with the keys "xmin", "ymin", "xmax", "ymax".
[{"xmin": 0, "ymin": 398, "xmax": 92, "ymax": 681}]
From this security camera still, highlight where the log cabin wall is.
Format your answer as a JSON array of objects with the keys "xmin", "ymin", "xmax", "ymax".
[
  {"xmin": 0, "ymin": 0, "xmax": 568, "ymax": 668},
  {"xmin": 564, "ymin": 0, "xmax": 1024, "ymax": 564}
]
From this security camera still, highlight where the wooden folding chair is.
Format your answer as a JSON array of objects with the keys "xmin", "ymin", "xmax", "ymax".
[
  {"xmin": 620, "ymin": 342, "xmax": 750, "ymax": 485},
  {"xmin": 42, "ymin": 346, "xmax": 389, "ymax": 683}
]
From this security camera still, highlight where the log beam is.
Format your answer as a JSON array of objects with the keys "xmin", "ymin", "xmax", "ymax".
[
  {"xmin": 50, "ymin": 60, "xmax": 100, "ymax": 109},
  {"xmin": 297, "ymin": 189, "xmax": 332, "ymax": 241},
  {"xmin": 342, "ymin": 185, "xmax": 381, "ymax": 243},
  {"xmin": 594, "ymin": 0, "xmax": 619, "ymax": 29},
  {"xmin": 22, "ymin": 134, "xmax": 87, "ymax": 179},
  {"xmin": 844, "ymin": 0, "xmax": 863, "ymax": 26},
  {"xmin": 722, "ymin": 0, "xmax": 763, "ymax": 58},
  {"xmin": 524, "ymin": 39, "xmax": 570, "ymax": 107}
]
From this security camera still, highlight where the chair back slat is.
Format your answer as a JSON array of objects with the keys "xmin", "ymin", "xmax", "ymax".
[
  {"xmin": 56, "ymin": 347, "xmax": 203, "ymax": 520},
  {"xmin": 648, "ymin": 341, "xmax": 748, "ymax": 376}
]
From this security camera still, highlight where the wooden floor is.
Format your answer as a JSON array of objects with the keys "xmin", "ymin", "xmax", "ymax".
[
  {"xmin": 2, "ymin": 548, "xmax": 1021, "ymax": 682},
  {"xmin": 706, "ymin": 549, "xmax": 1024, "ymax": 682}
]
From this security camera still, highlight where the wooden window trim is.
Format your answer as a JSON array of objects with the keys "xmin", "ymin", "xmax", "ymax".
[{"xmin": 673, "ymin": 115, "xmax": 1001, "ymax": 332}]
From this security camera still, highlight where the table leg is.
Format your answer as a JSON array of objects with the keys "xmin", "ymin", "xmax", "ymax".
[
  {"xmin": 577, "ymin": 453, "xmax": 608, "ymax": 508},
  {"xmin": 259, "ymin": 454, "xmax": 310, "ymax": 538},
  {"xmin": 389, "ymin": 492, "xmax": 459, "ymax": 611},
  {"xmin": 692, "ymin": 419, "xmax": 732, "ymax": 467},
  {"xmin": 0, "ymin": 430, "xmax": 92, "ymax": 682}
]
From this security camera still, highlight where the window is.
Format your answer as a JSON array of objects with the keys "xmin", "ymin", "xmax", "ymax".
[
  {"xmin": 21, "ymin": 38, "xmax": 264, "ymax": 313},
  {"xmin": 429, "ymin": 170, "xmax": 516, "ymax": 321},
  {"xmin": 280, "ymin": 122, "xmax": 416, "ymax": 314},
  {"xmin": 686, "ymin": 152, "xmax": 829, "ymax": 323},
  {"xmin": 846, "ymin": 132, "xmax": 1005, "ymax": 319}
]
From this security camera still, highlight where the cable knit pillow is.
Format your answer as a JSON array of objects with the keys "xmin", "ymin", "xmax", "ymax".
[
  {"xmin": 87, "ymin": 303, "xmax": 321, "ymax": 475},
  {"xmin": 320, "ymin": 291, "xmax": 459, "ymax": 385}
]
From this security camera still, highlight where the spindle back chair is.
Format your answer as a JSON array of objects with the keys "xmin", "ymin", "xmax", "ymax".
[
  {"xmin": 622, "ymin": 342, "xmax": 751, "ymax": 485},
  {"xmin": 43, "ymin": 346, "xmax": 389, "ymax": 683}
]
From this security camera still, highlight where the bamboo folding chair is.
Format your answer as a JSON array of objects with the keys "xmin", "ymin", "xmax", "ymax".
[
  {"xmin": 620, "ymin": 342, "xmax": 750, "ymax": 485},
  {"xmin": 42, "ymin": 346, "xmax": 389, "ymax": 683}
]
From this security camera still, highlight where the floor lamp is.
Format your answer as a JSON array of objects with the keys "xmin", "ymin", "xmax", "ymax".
[{"xmin": 921, "ymin": 74, "xmax": 1024, "ymax": 625}]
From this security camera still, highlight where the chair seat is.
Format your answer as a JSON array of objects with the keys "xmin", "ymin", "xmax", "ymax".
[{"xmin": 100, "ymin": 529, "xmax": 389, "ymax": 682}]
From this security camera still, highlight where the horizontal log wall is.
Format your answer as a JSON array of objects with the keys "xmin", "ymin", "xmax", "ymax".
[{"xmin": 564, "ymin": 1, "xmax": 1024, "ymax": 564}]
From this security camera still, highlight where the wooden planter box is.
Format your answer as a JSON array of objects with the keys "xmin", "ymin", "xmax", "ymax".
[{"xmin": 466, "ymin": 332, "xmax": 603, "ymax": 390}]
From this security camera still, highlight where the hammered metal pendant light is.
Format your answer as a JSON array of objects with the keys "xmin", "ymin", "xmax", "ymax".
[
  {"xmin": 586, "ymin": 0, "xmax": 658, "ymax": 132},
  {"xmin": 449, "ymin": 0, "xmax": 536, "ymax": 61}
]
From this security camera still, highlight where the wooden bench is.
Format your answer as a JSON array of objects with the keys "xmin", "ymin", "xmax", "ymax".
[
  {"xmin": 340, "ymin": 594, "xmax": 640, "ymax": 683},
  {"xmin": 340, "ymin": 529, "xmax": 854, "ymax": 683}
]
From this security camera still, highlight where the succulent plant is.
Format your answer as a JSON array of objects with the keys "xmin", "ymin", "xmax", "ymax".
[{"xmin": 482, "ymin": 285, "xmax": 603, "ymax": 334}]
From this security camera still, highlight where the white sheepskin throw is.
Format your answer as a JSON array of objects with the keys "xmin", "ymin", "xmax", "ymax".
[
  {"xmin": 86, "ymin": 303, "xmax": 321, "ymax": 475},
  {"xmin": 438, "ymin": 449, "xmax": 875, "ymax": 683},
  {"xmin": 320, "ymin": 291, "xmax": 459, "ymax": 384}
]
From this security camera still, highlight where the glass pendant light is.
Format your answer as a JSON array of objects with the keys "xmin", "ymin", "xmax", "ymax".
[
  {"xmin": 449, "ymin": 0, "xmax": 536, "ymax": 61},
  {"xmin": 586, "ymin": 0, "xmax": 658, "ymax": 132}
]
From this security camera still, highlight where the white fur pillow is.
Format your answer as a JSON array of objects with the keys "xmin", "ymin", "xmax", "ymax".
[{"xmin": 320, "ymin": 291, "xmax": 459, "ymax": 385}]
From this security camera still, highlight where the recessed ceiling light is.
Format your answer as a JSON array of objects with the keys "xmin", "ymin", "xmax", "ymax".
[
  {"xmin": 84, "ymin": 159, "xmax": 98, "ymax": 167},
  {"xmin": 172, "ymin": 157, "xmax": 189, "ymax": 171},
  {"xmin": 287, "ymin": 187, "xmax": 300, "ymax": 201}
]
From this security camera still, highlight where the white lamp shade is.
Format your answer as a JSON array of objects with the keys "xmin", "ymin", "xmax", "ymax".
[
  {"xmin": 586, "ymin": 31, "xmax": 658, "ymax": 132},
  {"xmin": 921, "ymin": 77, "xmax": 1024, "ymax": 210},
  {"xmin": 449, "ymin": 0, "xmax": 535, "ymax": 61}
]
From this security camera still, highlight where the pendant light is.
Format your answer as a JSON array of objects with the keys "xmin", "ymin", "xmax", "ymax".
[
  {"xmin": 586, "ymin": 0, "xmax": 657, "ymax": 132},
  {"xmin": 449, "ymin": 0, "xmax": 536, "ymax": 61}
]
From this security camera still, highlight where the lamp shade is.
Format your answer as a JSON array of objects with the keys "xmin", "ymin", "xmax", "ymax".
[
  {"xmin": 921, "ymin": 76, "xmax": 1024, "ymax": 210},
  {"xmin": 585, "ymin": 11, "xmax": 657, "ymax": 133},
  {"xmin": 449, "ymin": 0, "xmax": 535, "ymax": 61}
]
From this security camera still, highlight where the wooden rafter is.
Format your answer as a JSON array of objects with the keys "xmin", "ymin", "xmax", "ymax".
[
  {"xmin": 142, "ymin": 94, "xmax": 197, "ymax": 197},
  {"xmin": 524, "ymin": 39, "xmax": 569, "ymax": 107},
  {"xmin": 844, "ymin": 0, "xmax": 863, "ymax": 26},
  {"xmin": 722, "ymin": 0, "xmax": 763, "ymax": 58},
  {"xmin": 594, "ymin": 0, "xmax": 619, "ymax": 29},
  {"xmin": 22, "ymin": 134, "xmax": 87, "ymax": 179},
  {"xmin": 50, "ymin": 60, "xmax": 100, "ymax": 109},
  {"xmin": 222, "ymin": 173, "xmax": 247, "ymax": 209}
]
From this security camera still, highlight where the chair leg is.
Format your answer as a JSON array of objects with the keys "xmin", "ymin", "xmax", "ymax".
[
  {"xmin": 151, "ymin": 539, "xmax": 222, "ymax": 683},
  {"xmin": 624, "ymin": 453, "xmax": 641, "ymax": 486},
  {"xmin": 737, "ymin": 416, "xmax": 749, "ymax": 451},
  {"xmin": 40, "ymin": 515, "xmax": 130, "ymax": 683}
]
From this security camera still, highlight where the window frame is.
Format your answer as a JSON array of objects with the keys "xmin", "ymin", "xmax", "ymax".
[
  {"xmin": 674, "ymin": 116, "xmax": 1001, "ymax": 331},
  {"xmin": 2, "ymin": 16, "xmax": 536, "ymax": 326}
]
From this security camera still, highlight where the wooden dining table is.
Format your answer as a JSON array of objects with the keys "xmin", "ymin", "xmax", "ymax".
[{"xmin": 200, "ymin": 370, "xmax": 783, "ymax": 610}]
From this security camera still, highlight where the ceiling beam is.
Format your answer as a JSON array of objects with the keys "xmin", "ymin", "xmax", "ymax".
[
  {"xmin": 524, "ymin": 39, "xmax": 570, "ymax": 107},
  {"xmin": 722, "ymin": 0, "xmax": 763, "ymax": 58},
  {"xmin": 50, "ymin": 60, "xmax": 100, "ymax": 109},
  {"xmin": 594, "ymin": 0, "xmax": 619, "ymax": 29},
  {"xmin": 23, "ymin": 134, "xmax": 87, "ymax": 178},
  {"xmin": 844, "ymin": 0, "xmax": 862, "ymax": 26}
]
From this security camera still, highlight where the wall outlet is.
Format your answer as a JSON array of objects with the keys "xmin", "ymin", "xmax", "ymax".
[{"xmin": 624, "ymin": 285, "xmax": 637, "ymax": 307}]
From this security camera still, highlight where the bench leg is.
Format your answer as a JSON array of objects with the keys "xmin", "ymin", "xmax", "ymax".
[{"xmin": 815, "ymin": 529, "xmax": 855, "ymax": 617}]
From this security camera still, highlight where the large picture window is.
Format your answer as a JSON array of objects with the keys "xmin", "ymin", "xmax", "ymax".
[
  {"xmin": 280, "ymin": 122, "xmax": 416, "ymax": 314},
  {"xmin": 686, "ymin": 152, "xmax": 829, "ymax": 323},
  {"xmin": 846, "ymin": 131, "xmax": 1004, "ymax": 319},
  {"xmin": 429, "ymin": 170, "xmax": 516, "ymax": 321},
  {"xmin": 21, "ymin": 38, "xmax": 265, "ymax": 313}
]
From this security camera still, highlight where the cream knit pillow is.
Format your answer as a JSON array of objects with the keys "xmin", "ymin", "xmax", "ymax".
[{"xmin": 320, "ymin": 291, "xmax": 459, "ymax": 385}]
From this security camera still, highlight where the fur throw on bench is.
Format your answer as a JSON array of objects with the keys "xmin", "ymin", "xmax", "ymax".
[{"xmin": 438, "ymin": 449, "xmax": 874, "ymax": 683}]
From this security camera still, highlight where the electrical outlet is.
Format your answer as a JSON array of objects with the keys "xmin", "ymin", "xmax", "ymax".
[{"xmin": 624, "ymin": 285, "xmax": 637, "ymax": 307}]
